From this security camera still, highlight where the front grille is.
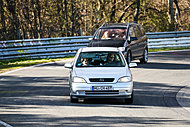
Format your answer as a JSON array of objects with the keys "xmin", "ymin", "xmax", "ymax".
[
  {"xmin": 89, "ymin": 78, "xmax": 114, "ymax": 82},
  {"xmin": 85, "ymin": 90, "xmax": 119, "ymax": 95}
]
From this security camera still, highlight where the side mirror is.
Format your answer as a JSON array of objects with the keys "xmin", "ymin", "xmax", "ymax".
[
  {"xmin": 64, "ymin": 63, "xmax": 73, "ymax": 69},
  {"xmin": 129, "ymin": 63, "xmax": 137, "ymax": 68}
]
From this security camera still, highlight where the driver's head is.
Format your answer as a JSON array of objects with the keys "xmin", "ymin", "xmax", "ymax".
[{"xmin": 107, "ymin": 54, "xmax": 115, "ymax": 62}]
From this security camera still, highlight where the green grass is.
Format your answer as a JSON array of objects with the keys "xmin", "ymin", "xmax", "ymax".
[
  {"xmin": 149, "ymin": 47, "xmax": 190, "ymax": 52},
  {"xmin": 0, "ymin": 56, "xmax": 74, "ymax": 74},
  {"xmin": 1, "ymin": 47, "xmax": 190, "ymax": 74}
]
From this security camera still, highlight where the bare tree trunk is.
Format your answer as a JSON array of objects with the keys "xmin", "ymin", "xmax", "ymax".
[
  {"xmin": 168, "ymin": 0, "xmax": 175, "ymax": 30},
  {"xmin": 110, "ymin": 0, "xmax": 116, "ymax": 22},
  {"xmin": 118, "ymin": 1, "xmax": 136, "ymax": 22},
  {"xmin": 36, "ymin": 0, "xmax": 42, "ymax": 38},
  {"xmin": 168, "ymin": 0, "xmax": 174, "ymax": 22},
  {"xmin": 174, "ymin": 0, "xmax": 180, "ymax": 17},
  {"xmin": 98, "ymin": 0, "xmax": 106, "ymax": 23},
  {"xmin": 134, "ymin": 0, "xmax": 140, "ymax": 23},
  {"xmin": 64, "ymin": 0, "xmax": 69, "ymax": 36},
  {"xmin": 71, "ymin": 0, "xmax": 75, "ymax": 36},
  {"xmin": 23, "ymin": 0, "xmax": 34, "ymax": 39},
  {"xmin": 60, "ymin": 1, "xmax": 65, "ymax": 37},
  {"xmin": 6, "ymin": 0, "xmax": 20, "ymax": 39},
  {"xmin": 57, "ymin": 0, "xmax": 65, "ymax": 37},
  {"xmin": 32, "ymin": 0, "xmax": 39, "ymax": 38},
  {"xmin": 0, "ymin": 0, "xmax": 6, "ymax": 40}
]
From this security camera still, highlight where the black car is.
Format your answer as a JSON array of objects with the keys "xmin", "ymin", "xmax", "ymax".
[{"xmin": 88, "ymin": 22, "xmax": 148, "ymax": 64}]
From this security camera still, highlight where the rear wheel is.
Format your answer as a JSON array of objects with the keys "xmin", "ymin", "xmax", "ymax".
[{"xmin": 140, "ymin": 49, "xmax": 148, "ymax": 64}]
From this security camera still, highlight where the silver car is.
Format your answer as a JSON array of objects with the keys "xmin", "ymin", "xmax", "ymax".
[{"xmin": 64, "ymin": 47, "xmax": 136, "ymax": 104}]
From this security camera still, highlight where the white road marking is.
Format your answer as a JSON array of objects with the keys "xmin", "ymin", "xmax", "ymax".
[
  {"xmin": 0, "ymin": 58, "xmax": 73, "ymax": 76},
  {"xmin": 0, "ymin": 120, "xmax": 13, "ymax": 127},
  {"xmin": 0, "ymin": 62, "xmax": 56, "ymax": 76}
]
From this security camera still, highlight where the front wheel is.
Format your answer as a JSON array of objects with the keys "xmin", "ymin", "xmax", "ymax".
[
  {"xmin": 140, "ymin": 49, "xmax": 148, "ymax": 64},
  {"xmin": 70, "ymin": 95, "xmax": 78, "ymax": 103},
  {"xmin": 124, "ymin": 92, "xmax": 133, "ymax": 104}
]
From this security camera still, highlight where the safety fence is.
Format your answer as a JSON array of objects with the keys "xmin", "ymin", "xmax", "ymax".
[
  {"xmin": 0, "ymin": 31, "xmax": 190, "ymax": 60},
  {"xmin": 147, "ymin": 31, "xmax": 190, "ymax": 49}
]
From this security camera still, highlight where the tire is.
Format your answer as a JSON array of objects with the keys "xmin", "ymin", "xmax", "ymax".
[
  {"xmin": 124, "ymin": 92, "xmax": 133, "ymax": 104},
  {"xmin": 140, "ymin": 49, "xmax": 148, "ymax": 64},
  {"xmin": 126, "ymin": 51, "xmax": 131, "ymax": 64},
  {"xmin": 70, "ymin": 95, "xmax": 78, "ymax": 103}
]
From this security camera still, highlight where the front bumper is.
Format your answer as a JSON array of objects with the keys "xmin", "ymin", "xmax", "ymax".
[{"xmin": 70, "ymin": 82, "xmax": 133, "ymax": 99}]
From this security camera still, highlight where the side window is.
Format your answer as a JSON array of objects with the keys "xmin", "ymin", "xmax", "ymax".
[
  {"xmin": 134, "ymin": 25, "xmax": 142, "ymax": 37},
  {"xmin": 129, "ymin": 26, "xmax": 136, "ymax": 37},
  {"xmin": 94, "ymin": 30, "xmax": 100, "ymax": 39}
]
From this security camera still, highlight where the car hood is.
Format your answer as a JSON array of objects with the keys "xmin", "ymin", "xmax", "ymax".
[
  {"xmin": 88, "ymin": 40, "xmax": 125, "ymax": 47},
  {"xmin": 74, "ymin": 67, "xmax": 131, "ymax": 83}
]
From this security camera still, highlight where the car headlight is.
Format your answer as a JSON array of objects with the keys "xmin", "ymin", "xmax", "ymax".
[
  {"xmin": 72, "ymin": 77, "xmax": 86, "ymax": 83},
  {"xmin": 118, "ymin": 76, "xmax": 132, "ymax": 82}
]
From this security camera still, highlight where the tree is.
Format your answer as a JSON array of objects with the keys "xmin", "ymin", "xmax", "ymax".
[
  {"xmin": 118, "ymin": 1, "xmax": 136, "ymax": 23},
  {"xmin": 134, "ymin": 0, "xmax": 140, "ymax": 23},
  {"xmin": 0, "ymin": 0, "xmax": 6, "ymax": 40},
  {"xmin": 110, "ymin": 0, "xmax": 116, "ymax": 22},
  {"xmin": 168, "ymin": 0, "xmax": 180, "ymax": 30},
  {"xmin": 6, "ymin": 0, "xmax": 20, "ymax": 39},
  {"xmin": 0, "ymin": 0, "xmax": 189, "ymax": 41}
]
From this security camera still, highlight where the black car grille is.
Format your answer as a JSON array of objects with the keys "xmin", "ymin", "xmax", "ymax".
[
  {"xmin": 89, "ymin": 78, "xmax": 114, "ymax": 82},
  {"xmin": 85, "ymin": 90, "xmax": 119, "ymax": 95}
]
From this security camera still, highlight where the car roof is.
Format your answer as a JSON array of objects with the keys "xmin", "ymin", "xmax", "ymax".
[
  {"xmin": 100, "ymin": 22, "xmax": 138, "ymax": 29},
  {"xmin": 81, "ymin": 47, "xmax": 120, "ymax": 52},
  {"xmin": 101, "ymin": 23, "xmax": 128, "ymax": 29}
]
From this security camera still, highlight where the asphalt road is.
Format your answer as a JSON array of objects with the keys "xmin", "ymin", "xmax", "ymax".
[{"xmin": 0, "ymin": 50, "xmax": 190, "ymax": 127}]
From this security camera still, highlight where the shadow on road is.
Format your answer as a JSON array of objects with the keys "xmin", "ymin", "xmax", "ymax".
[
  {"xmin": 1, "ymin": 59, "xmax": 190, "ymax": 126},
  {"xmin": 136, "ymin": 62, "xmax": 190, "ymax": 70},
  {"xmin": 1, "ymin": 114, "xmax": 190, "ymax": 127},
  {"xmin": 0, "ymin": 74, "xmax": 186, "ymax": 108}
]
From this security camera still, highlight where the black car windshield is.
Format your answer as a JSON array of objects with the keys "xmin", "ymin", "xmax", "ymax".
[
  {"xmin": 94, "ymin": 28, "xmax": 127, "ymax": 40},
  {"xmin": 76, "ymin": 52, "xmax": 125, "ymax": 67}
]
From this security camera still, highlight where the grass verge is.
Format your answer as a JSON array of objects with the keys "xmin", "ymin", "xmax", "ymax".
[
  {"xmin": 1, "ymin": 47, "xmax": 190, "ymax": 74},
  {"xmin": 148, "ymin": 47, "xmax": 190, "ymax": 52},
  {"xmin": 0, "ymin": 56, "xmax": 74, "ymax": 74}
]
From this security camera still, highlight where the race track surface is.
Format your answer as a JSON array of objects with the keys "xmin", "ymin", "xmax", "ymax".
[{"xmin": 0, "ymin": 50, "xmax": 190, "ymax": 127}]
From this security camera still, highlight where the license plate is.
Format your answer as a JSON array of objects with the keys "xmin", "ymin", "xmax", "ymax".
[{"xmin": 92, "ymin": 86, "xmax": 112, "ymax": 91}]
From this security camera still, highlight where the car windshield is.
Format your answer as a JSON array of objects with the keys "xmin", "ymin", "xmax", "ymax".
[
  {"xmin": 94, "ymin": 28, "xmax": 127, "ymax": 40},
  {"xmin": 76, "ymin": 52, "xmax": 125, "ymax": 67}
]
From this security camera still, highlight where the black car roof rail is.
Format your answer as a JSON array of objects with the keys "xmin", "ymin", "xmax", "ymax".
[
  {"xmin": 100, "ymin": 22, "xmax": 128, "ymax": 28},
  {"xmin": 129, "ymin": 21, "xmax": 138, "ymax": 25}
]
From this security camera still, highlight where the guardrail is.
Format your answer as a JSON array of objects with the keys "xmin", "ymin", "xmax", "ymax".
[
  {"xmin": 147, "ymin": 31, "xmax": 190, "ymax": 49},
  {"xmin": 0, "ymin": 31, "xmax": 190, "ymax": 60},
  {"xmin": 0, "ymin": 36, "xmax": 91, "ymax": 60}
]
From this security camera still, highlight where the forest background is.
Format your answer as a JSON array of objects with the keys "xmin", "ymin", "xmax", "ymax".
[{"xmin": 0, "ymin": 0, "xmax": 190, "ymax": 41}]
